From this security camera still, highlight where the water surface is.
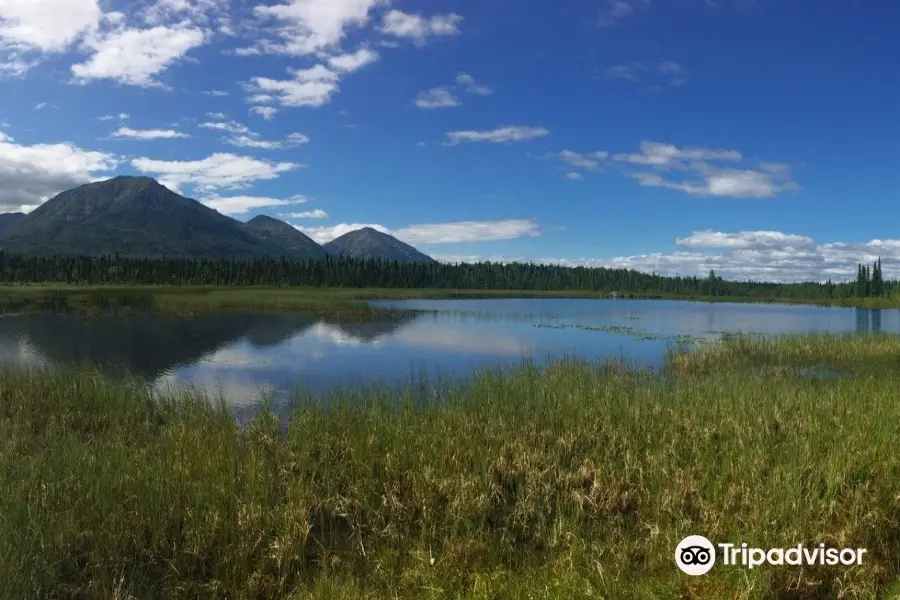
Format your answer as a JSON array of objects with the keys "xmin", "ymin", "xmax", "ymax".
[{"xmin": 0, "ymin": 299, "xmax": 894, "ymax": 407}]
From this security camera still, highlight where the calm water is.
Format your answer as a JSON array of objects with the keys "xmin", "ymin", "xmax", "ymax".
[{"xmin": 0, "ymin": 299, "xmax": 895, "ymax": 407}]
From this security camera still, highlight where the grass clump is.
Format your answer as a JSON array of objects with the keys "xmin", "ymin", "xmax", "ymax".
[{"xmin": 2, "ymin": 334, "xmax": 900, "ymax": 599}]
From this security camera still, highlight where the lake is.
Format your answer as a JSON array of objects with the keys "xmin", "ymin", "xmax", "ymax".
[{"xmin": 0, "ymin": 299, "xmax": 895, "ymax": 407}]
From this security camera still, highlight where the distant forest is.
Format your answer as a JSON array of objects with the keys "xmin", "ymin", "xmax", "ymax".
[{"xmin": 0, "ymin": 253, "xmax": 891, "ymax": 300}]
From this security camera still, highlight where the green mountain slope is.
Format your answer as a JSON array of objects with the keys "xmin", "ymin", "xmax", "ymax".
[
  {"xmin": 0, "ymin": 177, "xmax": 324, "ymax": 259},
  {"xmin": 323, "ymin": 227, "xmax": 436, "ymax": 263},
  {"xmin": 243, "ymin": 215, "xmax": 332, "ymax": 259},
  {"xmin": 0, "ymin": 212, "xmax": 25, "ymax": 232}
]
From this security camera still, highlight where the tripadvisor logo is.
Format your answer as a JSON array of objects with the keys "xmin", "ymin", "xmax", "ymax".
[
  {"xmin": 676, "ymin": 535, "xmax": 716, "ymax": 575},
  {"xmin": 675, "ymin": 535, "xmax": 868, "ymax": 575}
]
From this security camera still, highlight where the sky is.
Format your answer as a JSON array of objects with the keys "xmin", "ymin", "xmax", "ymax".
[{"xmin": 1, "ymin": 0, "xmax": 899, "ymax": 283}]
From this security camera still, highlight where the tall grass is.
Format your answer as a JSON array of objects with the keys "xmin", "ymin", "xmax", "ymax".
[{"xmin": 2, "ymin": 334, "xmax": 900, "ymax": 599}]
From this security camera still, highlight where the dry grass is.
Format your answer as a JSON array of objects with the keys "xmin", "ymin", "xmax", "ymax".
[{"xmin": 2, "ymin": 334, "xmax": 900, "ymax": 599}]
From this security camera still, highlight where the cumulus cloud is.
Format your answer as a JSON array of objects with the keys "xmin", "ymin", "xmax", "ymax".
[
  {"xmin": 251, "ymin": 106, "xmax": 279, "ymax": 120},
  {"xmin": 248, "ymin": 0, "xmax": 386, "ymax": 56},
  {"xmin": 414, "ymin": 87, "xmax": 459, "ymax": 109},
  {"xmin": 432, "ymin": 229, "xmax": 900, "ymax": 283},
  {"xmin": 203, "ymin": 89, "xmax": 229, "ymax": 97},
  {"xmin": 379, "ymin": 10, "xmax": 462, "ymax": 42},
  {"xmin": 131, "ymin": 152, "xmax": 298, "ymax": 191},
  {"xmin": 200, "ymin": 193, "xmax": 309, "ymax": 215},
  {"xmin": 445, "ymin": 126, "xmax": 550, "ymax": 145},
  {"xmin": 296, "ymin": 219, "xmax": 540, "ymax": 245},
  {"xmin": 570, "ymin": 140, "xmax": 800, "ymax": 198},
  {"xmin": 0, "ymin": 0, "xmax": 101, "ymax": 54},
  {"xmin": 111, "ymin": 126, "xmax": 190, "ymax": 140},
  {"xmin": 0, "ymin": 130, "xmax": 119, "ymax": 211},
  {"xmin": 71, "ymin": 25, "xmax": 206, "ymax": 86},
  {"xmin": 327, "ymin": 47, "xmax": 378, "ymax": 72},
  {"xmin": 243, "ymin": 64, "xmax": 341, "ymax": 109}
]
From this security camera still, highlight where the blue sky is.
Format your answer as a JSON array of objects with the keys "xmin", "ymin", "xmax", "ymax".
[{"xmin": 1, "ymin": 0, "xmax": 898, "ymax": 282}]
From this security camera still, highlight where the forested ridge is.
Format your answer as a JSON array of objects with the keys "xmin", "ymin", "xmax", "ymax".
[{"xmin": 0, "ymin": 252, "xmax": 892, "ymax": 301}]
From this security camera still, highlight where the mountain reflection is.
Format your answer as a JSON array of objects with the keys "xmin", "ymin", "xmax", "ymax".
[{"xmin": 0, "ymin": 311, "xmax": 419, "ymax": 378}]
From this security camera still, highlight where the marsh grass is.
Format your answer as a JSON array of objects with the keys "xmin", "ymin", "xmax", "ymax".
[{"xmin": 2, "ymin": 334, "xmax": 900, "ymax": 599}]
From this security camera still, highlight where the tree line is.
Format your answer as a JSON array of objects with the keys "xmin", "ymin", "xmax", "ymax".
[{"xmin": 0, "ymin": 252, "xmax": 891, "ymax": 300}]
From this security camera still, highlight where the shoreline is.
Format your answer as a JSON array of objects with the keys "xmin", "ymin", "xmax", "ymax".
[{"xmin": 0, "ymin": 284, "xmax": 897, "ymax": 316}]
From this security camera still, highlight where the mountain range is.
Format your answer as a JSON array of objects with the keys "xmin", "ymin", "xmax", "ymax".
[{"xmin": 0, "ymin": 176, "xmax": 436, "ymax": 262}]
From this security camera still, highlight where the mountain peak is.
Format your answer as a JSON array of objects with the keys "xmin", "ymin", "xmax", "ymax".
[
  {"xmin": 243, "ymin": 214, "xmax": 330, "ymax": 259},
  {"xmin": 323, "ymin": 228, "xmax": 435, "ymax": 263},
  {"xmin": 0, "ymin": 177, "xmax": 326, "ymax": 259}
]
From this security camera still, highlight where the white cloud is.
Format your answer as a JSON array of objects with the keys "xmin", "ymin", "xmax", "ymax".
[
  {"xmin": 131, "ymin": 152, "xmax": 299, "ymax": 191},
  {"xmin": 199, "ymin": 120, "xmax": 251, "ymax": 134},
  {"xmin": 327, "ymin": 47, "xmax": 378, "ymax": 72},
  {"xmin": 0, "ymin": 57, "xmax": 34, "ymax": 76},
  {"xmin": 199, "ymin": 120, "xmax": 309, "ymax": 149},
  {"xmin": 285, "ymin": 132, "xmax": 310, "ymax": 145},
  {"xmin": 249, "ymin": 0, "xmax": 387, "ymax": 56},
  {"xmin": 140, "ymin": 0, "xmax": 228, "ymax": 27},
  {"xmin": 613, "ymin": 141, "xmax": 741, "ymax": 167},
  {"xmin": 445, "ymin": 125, "xmax": 550, "ymax": 145},
  {"xmin": 566, "ymin": 172, "xmax": 583, "ymax": 180},
  {"xmin": 283, "ymin": 208, "xmax": 328, "ymax": 219},
  {"xmin": 32, "ymin": 102, "xmax": 57, "ymax": 110},
  {"xmin": 97, "ymin": 112, "xmax": 129, "ymax": 121},
  {"xmin": 414, "ymin": 87, "xmax": 459, "ymax": 109},
  {"xmin": 0, "ymin": 132, "xmax": 119, "ymax": 211},
  {"xmin": 555, "ymin": 149, "xmax": 606, "ymax": 171},
  {"xmin": 379, "ymin": 9, "xmax": 462, "ymax": 42},
  {"xmin": 205, "ymin": 112, "xmax": 227, "ymax": 119},
  {"xmin": 429, "ymin": 228, "xmax": 900, "ymax": 283},
  {"xmin": 675, "ymin": 230, "xmax": 816, "ymax": 251},
  {"xmin": 597, "ymin": 0, "xmax": 649, "ymax": 27},
  {"xmin": 243, "ymin": 64, "xmax": 340, "ymax": 108},
  {"xmin": 296, "ymin": 219, "xmax": 540, "ymax": 245},
  {"xmin": 71, "ymin": 25, "xmax": 206, "ymax": 87},
  {"xmin": 201, "ymin": 193, "xmax": 308, "ymax": 215},
  {"xmin": 0, "ymin": 0, "xmax": 101, "ymax": 53},
  {"xmin": 111, "ymin": 126, "xmax": 190, "ymax": 140},
  {"xmin": 593, "ymin": 140, "xmax": 798, "ymax": 199},
  {"xmin": 225, "ymin": 131, "xmax": 309, "ymax": 150},
  {"xmin": 455, "ymin": 71, "xmax": 492, "ymax": 95},
  {"xmin": 251, "ymin": 106, "xmax": 279, "ymax": 120},
  {"xmin": 203, "ymin": 89, "xmax": 229, "ymax": 96}
]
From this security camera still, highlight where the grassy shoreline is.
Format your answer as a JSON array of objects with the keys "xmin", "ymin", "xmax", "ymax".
[
  {"xmin": 2, "ymin": 333, "xmax": 900, "ymax": 598},
  {"xmin": 0, "ymin": 283, "xmax": 897, "ymax": 317}
]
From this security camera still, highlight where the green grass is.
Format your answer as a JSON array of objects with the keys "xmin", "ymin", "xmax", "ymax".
[
  {"xmin": 2, "ymin": 333, "xmax": 900, "ymax": 599},
  {"xmin": 0, "ymin": 283, "xmax": 898, "ymax": 317}
]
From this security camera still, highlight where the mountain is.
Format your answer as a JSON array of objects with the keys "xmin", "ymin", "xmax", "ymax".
[
  {"xmin": 323, "ymin": 227, "xmax": 436, "ymax": 263},
  {"xmin": 0, "ymin": 176, "xmax": 322, "ymax": 259},
  {"xmin": 243, "ymin": 215, "xmax": 331, "ymax": 259},
  {"xmin": 0, "ymin": 212, "xmax": 25, "ymax": 232}
]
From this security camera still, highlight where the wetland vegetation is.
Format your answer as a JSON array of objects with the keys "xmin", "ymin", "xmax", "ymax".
[{"xmin": 2, "ymin": 333, "xmax": 899, "ymax": 599}]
